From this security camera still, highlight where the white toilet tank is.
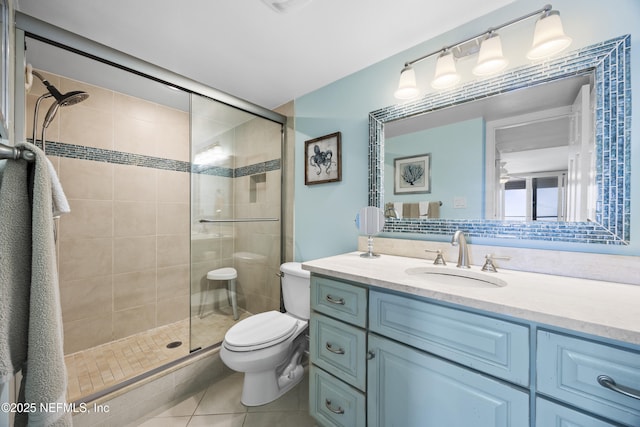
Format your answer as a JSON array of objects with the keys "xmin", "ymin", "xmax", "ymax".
[{"xmin": 280, "ymin": 262, "xmax": 310, "ymax": 320}]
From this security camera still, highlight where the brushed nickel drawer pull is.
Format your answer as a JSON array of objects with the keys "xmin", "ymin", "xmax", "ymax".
[
  {"xmin": 325, "ymin": 294, "xmax": 345, "ymax": 305},
  {"xmin": 597, "ymin": 375, "xmax": 640, "ymax": 400},
  {"xmin": 326, "ymin": 342, "xmax": 345, "ymax": 355},
  {"xmin": 325, "ymin": 399, "xmax": 345, "ymax": 415}
]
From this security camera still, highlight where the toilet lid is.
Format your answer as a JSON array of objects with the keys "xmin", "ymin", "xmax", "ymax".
[{"xmin": 224, "ymin": 311, "xmax": 299, "ymax": 351}]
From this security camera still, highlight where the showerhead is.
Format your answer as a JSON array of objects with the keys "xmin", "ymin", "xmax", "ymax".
[
  {"xmin": 31, "ymin": 70, "xmax": 90, "ymax": 105},
  {"xmin": 29, "ymin": 70, "xmax": 90, "ymax": 128},
  {"xmin": 59, "ymin": 90, "xmax": 90, "ymax": 107}
]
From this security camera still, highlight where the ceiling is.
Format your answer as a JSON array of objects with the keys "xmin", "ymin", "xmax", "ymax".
[{"xmin": 16, "ymin": 0, "xmax": 514, "ymax": 110}]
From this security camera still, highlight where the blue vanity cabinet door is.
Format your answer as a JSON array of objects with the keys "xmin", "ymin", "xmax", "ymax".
[
  {"xmin": 310, "ymin": 313, "xmax": 367, "ymax": 391},
  {"xmin": 311, "ymin": 276, "xmax": 367, "ymax": 327},
  {"xmin": 369, "ymin": 290, "xmax": 530, "ymax": 386},
  {"xmin": 367, "ymin": 334, "xmax": 529, "ymax": 427},
  {"xmin": 537, "ymin": 331, "xmax": 640, "ymax": 427},
  {"xmin": 310, "ymin": 365, "xmax": 366, "ymax": 427},
  {"xmin": 536, "ymin": 398, "xmax": 619, "ymax": 427}
]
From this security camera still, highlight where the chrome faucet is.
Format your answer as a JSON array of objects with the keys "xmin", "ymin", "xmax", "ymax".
[{"xmin": 451, "ymin": 230, "xmax": 470, "ymax": 268}]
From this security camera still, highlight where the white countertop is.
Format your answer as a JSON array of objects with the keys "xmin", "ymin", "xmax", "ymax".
[{"xmin": 302, "ymin": 252, "xmax": 640, "ymax": 346}]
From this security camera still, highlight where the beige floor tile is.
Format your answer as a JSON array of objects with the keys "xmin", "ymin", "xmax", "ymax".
[
  {"xmin": 136, "ymin": 416, "xmax": 191, "ymax": 427},
  {"xmin": 194, "ymin": 373, "xmax": 247, "ymax": 415},
  {"xmin": 186, "ymin": 413, "xmax": 246, "ymax": 427}
]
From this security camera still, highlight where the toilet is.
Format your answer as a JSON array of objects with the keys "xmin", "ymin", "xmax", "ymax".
[{"xmin": 220, "ymin": 262, "xmax": 310, "ymax": 406}]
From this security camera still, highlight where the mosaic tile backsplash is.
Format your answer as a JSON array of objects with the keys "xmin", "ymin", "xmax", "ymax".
[{"xmin": 369, "ymin": 35, "xmax": 631, "ymax": 245}]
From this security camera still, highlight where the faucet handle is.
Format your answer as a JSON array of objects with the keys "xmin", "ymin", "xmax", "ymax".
[
  {"xmin": 425, "ymin": 249, "xmax": 447, "ymax": 266},
  {"xmin": 481, "ymin": 254, "xmax": 511, "ymax": 272}
]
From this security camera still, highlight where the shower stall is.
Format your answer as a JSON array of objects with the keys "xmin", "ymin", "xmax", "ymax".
[{"xmin": 18, "ymin": 31, "xmax": 285, "ymax": 403}]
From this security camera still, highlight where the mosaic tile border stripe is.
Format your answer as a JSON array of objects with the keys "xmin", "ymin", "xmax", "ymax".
[
  {"xmin": 369, "ymin": 35, "xmax": 631, "ymax": 245},
  {"xmin": 41, "ymin": 140, "xmax": 280, "ymax": 178}
]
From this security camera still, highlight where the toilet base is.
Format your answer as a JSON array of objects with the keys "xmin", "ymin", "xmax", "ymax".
[{"xmin": 240, "ymin": 364, "xmax": 304, "ymax": 406}]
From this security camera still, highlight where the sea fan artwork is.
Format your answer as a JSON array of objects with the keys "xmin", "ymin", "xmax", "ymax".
[
  {"xmin": 394, "ymin": 154, "xmax": 431, "ymax": 194},
  {"xmin": 401, "ymin": 163, "xmax": 424, "ymax": 186}
]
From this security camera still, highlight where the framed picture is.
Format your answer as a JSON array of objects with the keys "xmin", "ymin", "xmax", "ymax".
[
  {"xmin": 394, "ymin": 153, "xmax": 431, "ymax": 194},
  {"xmin": 305, "ymin": 132, "xmax": 342, "ymax": 185}
]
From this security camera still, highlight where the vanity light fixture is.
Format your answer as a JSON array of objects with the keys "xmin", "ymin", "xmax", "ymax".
[
  {"xmin": 431, "ymin": 50, "xmax": 461, "ymax": 90},
  {"xmin": 394, "ymin": 4, "xmax": 572, "ymax": 99},
  {"xmin": 472, "ymin": 32, "xmax": 509, "ymax": 76}
]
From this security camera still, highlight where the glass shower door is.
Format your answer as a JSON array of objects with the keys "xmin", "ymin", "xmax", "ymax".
[{"xmin": 189, "ymin": 94, "xmax": 283, "ymax": 351}]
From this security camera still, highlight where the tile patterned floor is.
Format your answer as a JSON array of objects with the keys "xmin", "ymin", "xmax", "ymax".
[
  {"xmin": 134, "ymin": 370, "xmax": 317, "ymax": 427},
  {"xmin": 65, "ymin": 309, "xmax": 250, "ymax": 402}
]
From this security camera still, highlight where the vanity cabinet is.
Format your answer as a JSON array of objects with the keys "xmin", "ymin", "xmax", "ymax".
[
  {"xmin": 537, "ymin": 331, "xmax": 640, "ymax": 426},
  {"xmin": 309, "ymin": 276, "xmax": 368, "ymax": 427},
  {"xmin": 368, "ymin": 290, "xmax": 529, "ymax": 427},
  {"xmin": 308, "ymin": 271, "xmax": 640, "ymax": 427}
]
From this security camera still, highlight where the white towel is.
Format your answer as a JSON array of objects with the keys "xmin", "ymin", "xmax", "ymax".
[
  {"xmin": 46, "ymin": 157, "xmax": 71, "ymax": 217},
  {"xmin": 419, "ymin": 201, "xmax": 429, "ymax": 217},
  {"xmin": 0, "ymin": 142, "xmax": 71, "ymax": 426},
  {"xmin": 393, "ymin": 202, "xmax": 403, "ymax": 219}
]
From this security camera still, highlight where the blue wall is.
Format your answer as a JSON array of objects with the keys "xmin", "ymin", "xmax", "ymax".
[
  {"xmin": 294, "ymin": 0, "xmax": 640, "ymax": 260},
  {"xmin": 385, "ymin": 118, "xmax": 485, "ymax": 219}
]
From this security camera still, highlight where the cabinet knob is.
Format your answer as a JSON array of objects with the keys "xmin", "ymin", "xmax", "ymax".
[
  {"xmin": 325, "ymin": 399, "xmax": 345, "ymax": 415},
  {"xmin": 367, "ymin": 350, "xmax": 376, "ymax": 360},
  {"xmin": 597, "ymin": 375, "xmax": 640, "ymax": 400}
]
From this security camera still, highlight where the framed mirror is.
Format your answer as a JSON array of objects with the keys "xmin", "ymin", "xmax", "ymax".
[{"xmin": 369, "ymin": 35, "xmax": 630, "ymax": 245}]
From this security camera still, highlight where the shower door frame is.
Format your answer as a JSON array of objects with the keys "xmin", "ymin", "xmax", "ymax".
[
  {"xmin": 13, "ymin": 13, "xmax": 287, "ymax": 276},
  {"xmin": 12, "ymin": 10, "xmax": 287, "ymax": 394}
]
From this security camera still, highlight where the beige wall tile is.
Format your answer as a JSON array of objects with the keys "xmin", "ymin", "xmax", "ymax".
[
  {"xmin": 60, "ymin": 275, "xmax": 113, "ymax": 323},
  {"xmin": 157, "ymin": 234, "xmax": 190, "ymax": 268},
  {"xmin": 59, "ymin": 157, "xmax": 113, "ymax": 200},
  {"xmin": 59, "ymin": 105, "xmax": 114, "ymax": 149},
  {"xmin": 64, "ymin": 313, "xmax": 113, "ymax": 354},
  {"xmin": 157, "ymin": 265, "xmax": 190, "ymax": 301},
  {"xmin": 114, "ymin": 116, "xmax": 157, "ymax": 156},
  {"xmin": 157, "ymin": 169, "xmax": 189, "ymax": 204},
  {"xmin": 114, "ymin": 201, "xmax": 157, "ymax": 237},
  {"xmin": 113, "ymin": 304, "xmax": 156, "ymax": 340},
  {"xmin": 59, "ymin": 199, "xmax": 113, "ymax": 239},
  {"xmin": 155, "ymin": 106, "xmax": 189, "ymax": 162},
  {"xmin": 114, "ymin": 92, "xmax": 158, "ymax": 122},
  {"xmin": 157, "ymin": 202, "xmax": 189, "ymax": 235},
  {"xmin": 59, "ymin": 238, "xmax": 113, "ymax": 282},
  {"xmin": 113, "ymin": 269, "xmax": 157, "ymax": 310},
  {"xmin": 156, "ymin": 296, "xmax": 189, "ymax": 326},
  {"xmin": 114, "ymin": 164, "xmax": 157, "ymax": 202},
  {"xmin": 113, "ymin": 236, "xmax": 157, "ymax": 274}
]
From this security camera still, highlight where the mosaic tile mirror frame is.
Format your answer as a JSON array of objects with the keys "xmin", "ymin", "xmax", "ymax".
[{"xmin": 369, "ymin": 35, "xmax": 631, "ymax": 245}]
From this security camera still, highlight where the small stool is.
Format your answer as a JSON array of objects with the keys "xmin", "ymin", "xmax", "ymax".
[{"xmin": 202, "ymin": 267, "xmax": 238, "ymax": 320}]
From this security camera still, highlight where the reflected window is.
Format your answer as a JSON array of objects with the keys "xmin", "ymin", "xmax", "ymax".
[{"xmin": 503, "ymin": 175, "xmax": 565, "ymax": 221}]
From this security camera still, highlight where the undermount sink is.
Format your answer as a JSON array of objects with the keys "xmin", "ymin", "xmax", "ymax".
[{"xmin": 405, "ymin": 266, "xmax": 507, "ymax": 288}]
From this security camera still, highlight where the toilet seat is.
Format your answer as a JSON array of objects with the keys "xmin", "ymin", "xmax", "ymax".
[{"xmin": 224, "ymin": 311, "xmax": 300, "ymax": 352}]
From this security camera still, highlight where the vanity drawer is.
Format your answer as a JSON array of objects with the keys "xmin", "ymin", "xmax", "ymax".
[
  {"xmin": 369, "ymin": 290, "xmax": 530, "ymax": 386},
  {"xmin": 536, "ymin": 398, "xmax": 619, "ymax": 427},
  {"xmin": 537, "ymin": 331, "xmax": 640, "ymax": 427},
  {"xmin": 311, "ymin": 275, "xmax": 367, "ymax": 327},
  {"xmin": 310, "ymin": 313, "xmax": 367, "ymax": 391},
  {"xmin": 309, "ymin": 365, "xmax": 365, "ymax": 427}
]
